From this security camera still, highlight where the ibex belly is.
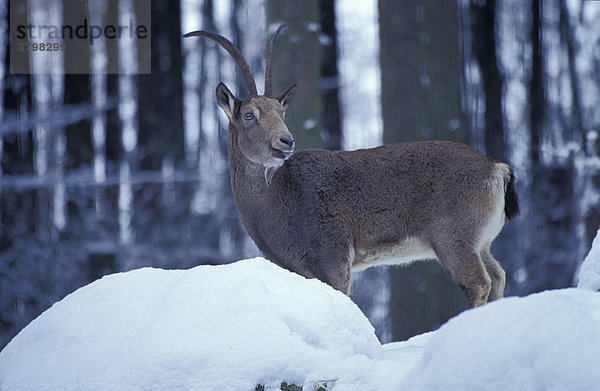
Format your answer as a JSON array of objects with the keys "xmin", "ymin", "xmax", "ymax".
[{"xmin": 351, "ymin": 237, "xmax": 437, "ymax": 271}]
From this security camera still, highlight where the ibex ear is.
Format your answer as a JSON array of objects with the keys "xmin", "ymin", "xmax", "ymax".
[
  {"xmin": 275, "ymin": 84, "xmax": 296, "ymax": 110},
  {"xmin": 216, "ymin": 83, "xmax": 239, "ymax": 121}
]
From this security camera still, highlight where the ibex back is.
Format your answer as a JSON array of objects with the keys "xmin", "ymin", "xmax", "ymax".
[{"xmin": 184, "ymin": 26, "xmax": 519, "ymax": 308}]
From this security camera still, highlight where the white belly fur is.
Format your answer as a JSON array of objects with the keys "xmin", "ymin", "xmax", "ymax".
[{"xmin": 351, "ymin": 237, "xmax": 437, "ymax": 271}]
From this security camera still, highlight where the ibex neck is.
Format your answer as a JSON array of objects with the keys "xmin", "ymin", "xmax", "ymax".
[
  {"xmin": 227, "ymin": 130, "xmax": 289, "ymax": 214},
  {"xmin": 228, "ymin": 137, "xmax": 274, "ymax": 189},
  {"xmin": 230, "ymin": 154, "xmax": 276, "ymax": 189},
  {"xmin": 227, "ymin": 137, "xmax": 296, "ymax": 260}
]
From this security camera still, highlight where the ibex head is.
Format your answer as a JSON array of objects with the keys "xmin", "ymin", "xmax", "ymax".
[{"xmin": 184, "ymin": 26, "xmax": 297, "ymax": 170}]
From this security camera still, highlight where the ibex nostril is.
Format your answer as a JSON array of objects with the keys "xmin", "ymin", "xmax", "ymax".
[{"xmin": 280, "ymin": 137, "xmax": 295, "ymax": 149}]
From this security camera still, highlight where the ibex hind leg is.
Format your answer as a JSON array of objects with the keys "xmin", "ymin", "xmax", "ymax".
[
  {"xmin": 433, "ymin": 243, "xmax": 491, "ymax": 308},
  {"xmin": 480, "ymin": 245, "xmax": 506, "ymax": 301}
]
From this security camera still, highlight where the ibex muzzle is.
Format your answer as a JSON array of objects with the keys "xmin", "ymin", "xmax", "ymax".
[{"xmin": 184, "ymin": 26, "xmax": 519, "ymax": 309}]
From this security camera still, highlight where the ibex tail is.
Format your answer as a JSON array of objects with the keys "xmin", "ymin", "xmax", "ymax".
[{"xmin": 504, "ymin": 170, "xmax": 519, "ymax": 220}]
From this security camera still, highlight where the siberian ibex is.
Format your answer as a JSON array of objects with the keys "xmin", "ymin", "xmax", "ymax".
[{"xmin": 184, "ymin": 26, "xmax": 519, "ymax": 308}]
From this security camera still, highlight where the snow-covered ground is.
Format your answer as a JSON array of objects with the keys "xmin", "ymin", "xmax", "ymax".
[
  {"xmin": 578, "ymin": 227, "xmax": 600, "ymax": 291},
  {"xmin": 1, "ymin": 231, "xmax": 600, "ymax": 390}
]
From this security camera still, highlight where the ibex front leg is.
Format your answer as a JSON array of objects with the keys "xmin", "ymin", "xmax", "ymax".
[
  {"xmin": 302, "ymin": 240, "xmax": 353, "ymax": 295},
  {"xmin": 315, "ymin": 254, "xmax": 352, "ymax": 295}
]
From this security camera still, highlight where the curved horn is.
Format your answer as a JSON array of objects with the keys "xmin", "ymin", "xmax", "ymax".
[
  {"xmin": 184, "ymin": 30, "xmax": 258, "ymax": 97},
  {"xmin": 264, "ymin": 24, "xmax": 287, "ymax": 97}
]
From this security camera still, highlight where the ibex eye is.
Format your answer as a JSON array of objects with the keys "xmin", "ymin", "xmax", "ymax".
[{"xmin": 243, "ymin": 113, "xmax": 254, "ymax": 121}]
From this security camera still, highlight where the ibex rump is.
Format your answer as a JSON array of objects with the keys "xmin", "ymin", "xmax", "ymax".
[{"xmin": 184, "ymin": 26, "xmax": 519, "ymax": 308}]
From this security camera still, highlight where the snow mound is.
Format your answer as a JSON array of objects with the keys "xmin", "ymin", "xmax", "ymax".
[
  {"xmin": 399, "ymin": 288, "xmax": 600, "ymax": 391},
  {"xmin": 578, "ymin": 226, "xmax": 600, "ymax": 291},
  {"xmin": 0, "ymin": 258, "xmax": 384, "ymax": 391},
  {"xmin": 2, "ymin": 257, "xmax": 600, "ymax": 390}
]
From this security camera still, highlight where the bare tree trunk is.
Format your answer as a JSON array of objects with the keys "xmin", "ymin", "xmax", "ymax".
[
  {"xmin": 320, "ymin": 0, "xmax": 342, "ymax": 151},
  {"xmin": 137, "ymin": 0, "xmax": 184, "ymax": 170},
  {"xmin": 379, "ymin": 0, "xmax": 463, "ymax": 144},
  {"xmin": 559, "ymin": 0, "xmax": 600, "ymax": 258},
  {"xmin": 530, "ymin": 0, "xmax": 543, "ymax": 166},
  {"xmin": 378, "ymin": 0, "xmax": 465, "ymax": 342},
  {"xmin": 0, "ymin": 0, "xmax": 7, "ymax": 242},
  {"xmin": 470, "ymin": 0, "xmax": 506, "ymax": 161},
  {"xmin": 266, "ymin": 1, "xmax": 322, "ymax": 149}
]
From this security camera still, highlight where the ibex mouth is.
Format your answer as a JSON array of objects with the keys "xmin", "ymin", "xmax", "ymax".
[{"xmin": 271, "ymin": 147, "xmax": 293, "ymax": 160}]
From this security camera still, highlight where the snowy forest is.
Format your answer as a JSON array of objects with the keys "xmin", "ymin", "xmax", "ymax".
[{"xmin": 1, "ymin": 0, "xmax": 600, "ymax": 351}]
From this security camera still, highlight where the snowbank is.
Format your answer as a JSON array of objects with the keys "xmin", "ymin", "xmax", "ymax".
[
  {"xmin": 0, "ymin": 258, "xmax": 399, "ymax": 391},
  {"xmin": 1, "ymin": 257, "xmax": 600, "ymax": 391},
  {"xmin": 399, "ymin": 288, "xmax": 600, "ymax": 390},
  {"xmin": 578, "ymin": 226, "xmax": 600, "ymax": 291}
]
